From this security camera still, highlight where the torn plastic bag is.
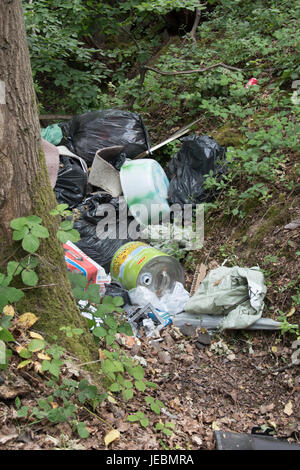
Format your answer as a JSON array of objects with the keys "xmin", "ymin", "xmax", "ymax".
[
  {"xmin": 59, "ymin": 109, "xmax": 151, "ymax": 167},
  {"xmin": 41, "ymin": 124, "xmax": 63, "ymax": 146},
  {"xmin": 184, "ymin": 266, "xmax": 267, "ymax": 330},
  {"xmin": 74, "ymin": 193, "xmax": 134, "ymax": 274},
  {"xmin": 166, "ymin": 135, "xmax": 227, "ymax": 206},
  {"xmin": 129, "ymin": 282, "xmax": 190, "ymax": 315},
  {"xmin": 53, "ymin": 152, "xmax": 88, "ymax": 209}
]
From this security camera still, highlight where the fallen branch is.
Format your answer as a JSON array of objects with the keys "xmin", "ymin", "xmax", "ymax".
[{"xmin": 139, "ymin": 62, "xmax": 243, "ymax": 86}]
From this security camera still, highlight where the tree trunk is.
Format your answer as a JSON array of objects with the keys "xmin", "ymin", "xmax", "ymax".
[{"xmin": 0, "ymin": 0, "xmax": 97, "ymax": 362}]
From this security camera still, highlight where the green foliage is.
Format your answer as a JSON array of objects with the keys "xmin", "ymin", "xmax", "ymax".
[{"xmin": 127, "ymin": 411, "xmax": 149, "ymax": 428}]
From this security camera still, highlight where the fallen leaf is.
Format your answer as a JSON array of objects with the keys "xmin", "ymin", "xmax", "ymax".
[
  {"xmin": 17, "ymin": 360, "xmax": 32, "ymax": 369},
  {"xmin": 271, "ymin": 346, "xmax": 278, "ymax": 353},
  {"xmin": 17, "ymin": 313, "xmax": 38, "ymax": 329},
  {"xmin": 50, "ymin": 402, "xmax": 59, "ymax": 409},
  {"xmin": 284, "ymin": 401, "xmax": 293, "ymax": 416},
  {"xmin": 37, "ymin": 352, "xmax": 51, "ymax": 360},
  {"xmin": 29, "ymin": 332, "xmax": 44, "ymax": 340},
  {"xmin": 107, "ymin": 394, "xmax": 117, "ymax": 404},
  {"xmin": 260, "ymin": 403, "xmax": 275, "ymax": 414},
  {"xmin": 104, "ymin": 429, "xmax": 120, "ymax": 447},
  {"xmin": 212, "ymin": 421, "xmax": 220, "ymax": 431},
  {"xmin": 286, "ymin": 307, "xmax": 296, "ymax": 318},
  {"xmin": 3, "ymin": 305, "xmax": 15, "ymax": 317},
  {"xmin": 0, "ymin": 433, "xmax": 18, "ymax": 444},
  {"xmin": 33, "ymin": 361, "xmax": 43, "ymax": 374},
  {"xmin": 98, "ymin": 349, "xmax": 107, "ymax": 360}
]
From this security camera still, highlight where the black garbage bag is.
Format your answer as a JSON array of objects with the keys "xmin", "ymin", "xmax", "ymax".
[
  {"xmin": 166, "ymin": 135, "xmax": 227, "ymax": 206},
  {"xmin": 59, "ymin": 109, "xmax": 151, "ymax": 167},
  {"xmin": 54, "ymin": 155, "xmax": 88, "ymax": 209},
  {"xmin": 74, "ymin": 194, "xmax": 134, "ymax": 274}
]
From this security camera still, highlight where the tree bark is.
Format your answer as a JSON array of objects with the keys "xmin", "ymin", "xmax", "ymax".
[{"xmin": 0, "ymin": 0, "xmax": 97, "ymax": 362}]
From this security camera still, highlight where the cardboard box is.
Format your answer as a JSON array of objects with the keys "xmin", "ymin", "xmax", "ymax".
[{"xmin": 63, "ymin": 240, "xmax": 110, "ymax": 293}]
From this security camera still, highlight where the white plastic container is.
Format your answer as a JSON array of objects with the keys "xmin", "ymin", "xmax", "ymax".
[{"xmin": 120, "ymin": 159, "xmax": 170, "ymax": 226}]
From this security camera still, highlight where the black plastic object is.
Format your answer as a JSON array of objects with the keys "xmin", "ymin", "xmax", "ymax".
[
  {"xmin": 59, "ymin": 109, "xmax": 151, "ymax": 167},
  {"xmin": 166, "ymin": 135, "xmax": 227, "ymax": 207},
  {"xmin": 54, "ymin": 155, "xmax": 87, "ymax": 209},
  {"xmin": 74, "ymin": 193, "xmax": 134, "ymax": 274},
  {"xmin": 214, "ymin": 430, "xmax": 300, "ymax": 451},
  {"xmin": 105, "ymin": 282, "xmax": 131, "ymax": 306}
]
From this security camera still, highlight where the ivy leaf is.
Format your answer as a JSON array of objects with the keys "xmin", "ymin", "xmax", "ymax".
[
  {"xmin": 112, "ymin": 296, "xmax": 124, "ymax": 307},
  {"xmin": 31, "ymin": 225, "xmax": 49, "ymax": 238},
  {"xmin": 12, "ymin": 226, "xmax": 29, "ymax": 241},
  {"xmin": 21, "ymin": 269, "xmax": 39, "ymax": 287},
  {"xmin": 7, "ymin": 261, "xmax": 23, "ymax": 277},
  {"xmin": 122, "ymin": 389, "xmax": 134, "ymax": 401},
  {"xmin": 0, "ymin": 327, "xmax": 15, "ymax": 342},
  {"xmin": 28, "ymin": 339, "xmax": 46, "ymax": 352},
  {"xmin": 22, "ymin": 234, "xmax": 40, "ymax": 253},
  {"xmin": 93, "ymin": 326, "xmax": 107, "ymax": 338},
  {"xmin": 77, "ymin": 422, "xmax": 90, "ymax": 439},
  {"xmin": 10, "ymin": 217, "xmax": 28, "ymax": 230},
  {"xmin": 135, "ymin": 380, "xmax": 146, "ymax": 392}
]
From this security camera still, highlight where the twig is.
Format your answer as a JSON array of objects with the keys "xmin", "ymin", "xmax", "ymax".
[
  {"xmin": 77, "ymin": 359, "xmax": 102, "ymax": 367},
  {"xmin": 82, "ymin": 405, "xmax": 113, "ymax": 429},
  {"xmin": 139, "ymin": 62, "xmax": 243, "ymax": 86},
  {"xmin": 21, "ymin": 283, "xmax": 58, "ymax": 290},
  {"xmin": 253, "ymin": 362, "xmax": 299, "ymax": 375}
]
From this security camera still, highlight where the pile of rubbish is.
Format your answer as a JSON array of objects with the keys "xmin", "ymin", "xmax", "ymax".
[{"xmin": 42, "ymin": 108, "xmax": 292, "ymax": 337}]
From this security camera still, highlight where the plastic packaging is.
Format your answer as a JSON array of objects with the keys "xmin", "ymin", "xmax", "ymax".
[
  {"xmin": 245, "ymin": 78, "xmax": 258, "ymax": 88},
  {"xmin": 124, "ymin": 303, "xmax": 171, "ymax": 337},
  {"xmin": 129, "ymin": 281, "xmax": 190, "ymax": 315},
  {"xmin": 59, "ymin": 109, "xmax": 151, "ymax": 167},
  {"xmin": 110, "ymin": 242, "xmax": 185, "ymax": 295},
  {"xmin": 120, "ymin": 159, "xmax": 170, "ymax": 226},
  {"xmin": 166, "ymin": 135, "xmax": 227, "ymax": 206}
]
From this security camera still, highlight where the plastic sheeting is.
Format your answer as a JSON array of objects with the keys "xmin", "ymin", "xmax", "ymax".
[{"xmin": 184, "ymin": 266, "xmax": 267, "ymax": 330}]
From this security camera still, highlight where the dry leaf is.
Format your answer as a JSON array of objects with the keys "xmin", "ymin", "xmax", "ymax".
[
  {"xmin": 98, "ymin": 349, "xmax": 107, "ymax": 361},
  {"xmin": 50, "ymin": 402, "xmax": 59, "ymax": 409},
  {"xmin": 107, "ymin": 394, "xmax": 117, "ymax": 404},
  {"xmin": 104, "ymin": 429, "xmax": 120, "ymax": 447},
  {"xmin": 260, "ymin": 403, "xmax": 275, "ymax": 414},
  {"xmin": 33, "ymin": 361, "xmax": 43, "ymax": 374},
  {"xmin": 29, "ymin": 332, "xmax": 44, "ymax": 340},
  {"xmin": 15, "ymin": 345, "xmax": 28, "ymax": 355},
  {"xmin": 37, "ymin": 352, "xmax": 51, "ymax": 360},
  {"xmin": 284, "ymin": 401, "xmax": 293, "ymax": 416},
  {"xmin": 286, "ymin": 307, "xmax": 296, "ymax": 318},
  {"xmin": 3, "ymin": 305, "xmax": 15, "ymax": 317},
  {"xmin": 17, "ymin": 313, "xmax": 38, "ymax": 329},
  {"xmin": 212, "ymin": 421, "xmax": 220, "ymax": 431}
]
